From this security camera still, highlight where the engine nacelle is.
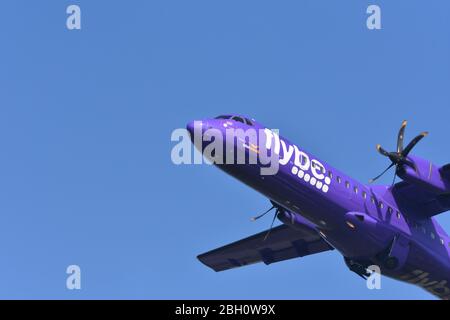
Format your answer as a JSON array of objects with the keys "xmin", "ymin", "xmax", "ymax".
[{"xmin": 397, "ymin": 155, "xmax": 450, "ymax": 194}]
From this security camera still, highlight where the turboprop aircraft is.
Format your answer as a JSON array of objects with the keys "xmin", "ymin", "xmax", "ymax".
[{"xmin": 186, "ymin": 115, "xmax": 450, "ymax": 299}]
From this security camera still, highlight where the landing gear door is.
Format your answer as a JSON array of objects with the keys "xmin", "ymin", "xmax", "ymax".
[{"xmin": 379, "ymin": 234, "xmax": 410, "ymax": 271}]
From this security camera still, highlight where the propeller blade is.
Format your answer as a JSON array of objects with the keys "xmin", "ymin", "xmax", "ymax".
[
  {"xmin": 369, "ymin": 162, "xmax": 395, "ymax": 183},
  {"xmin": 398, "ymin": 157, "xmax": 418, "ymax": 174},
  {"xmin": 376, "ymin": 144, "xmax": 390, "ymax": 157},
  {"xmin": 372, "ymin": 121, "xmax": 428, "ymax": 184},
  {"xmin": 263, "ymin": 209, "xmax": 279, "ymax": 241},
  {"xmin": 251, "ymin": 206, "xmax": 274, "ymax": 221},
  {"xmin": 402, "ymin": 131, "xmax": 428, "ymax": 156},
  {"xmin": 391, "ymin": 165, "xmax": 398, "ymax": 186},
  {"xmin": 397, "ymin": 120, "xmax": 407, "ymax": 153},
  {"xmin": 402, "ymin": 157, "xmax": 415, "ymax": 169}
]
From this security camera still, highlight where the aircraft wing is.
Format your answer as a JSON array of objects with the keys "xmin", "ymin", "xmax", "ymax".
[
  {"xmin": 197, "ymin": 224, "xmax": 334, "ymax": 272},
  {"xmin": 391, "ymin": 180, "xmax": 450, "ymax": 218}
]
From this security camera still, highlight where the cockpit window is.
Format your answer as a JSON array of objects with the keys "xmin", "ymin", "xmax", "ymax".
[
  {"xmin": 215, "ymin": 115, "xmax": 254, "ymax": 125},
  {"xmin": 232, "ymin": 116, "xmax": 245, "ymax": 123},
  {"xmin": 215, "ymin": 115, "xmax": 231, "ymax": 119}
]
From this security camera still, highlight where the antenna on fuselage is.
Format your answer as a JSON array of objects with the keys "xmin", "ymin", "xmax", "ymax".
[{"xmin": 251, "ymin": 201, "xmax": 283, "ymax": 241}]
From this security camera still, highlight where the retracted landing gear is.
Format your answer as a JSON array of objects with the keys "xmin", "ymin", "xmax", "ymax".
[
  {"xmin": 376, "ymin": 234, "xmax": 410, "ymax": 271},
  {"xmin": 344, "ymin": 257, "xmax": 372, "ymax": 279}
]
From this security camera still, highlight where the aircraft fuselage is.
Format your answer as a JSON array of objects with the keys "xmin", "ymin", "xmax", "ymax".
[{"xmin": 187, "ymin": 116, "xmax": 450, "ymax": 299}]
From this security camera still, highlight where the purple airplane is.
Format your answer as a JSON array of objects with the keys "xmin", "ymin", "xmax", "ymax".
[{"xmin": 186, "ymin": 115, "xmax": 450, "ymax": 299}]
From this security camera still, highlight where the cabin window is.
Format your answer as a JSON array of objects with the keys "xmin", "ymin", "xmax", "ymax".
[
  {"xmin": 362, "ymin": 191, "xmax": 367, "ymax": 199},
  {"xmin": 440, "ymin": 239, "xmax": 444, "ymax": 245},
  {"xmin": 328, "ymin": 171, "xmax": 333, "ymax": 179},
  {"xmin": 337, "ymin": 176, "xmax": 342, "ymax": 184},
  {"xmin": 353, "ymin": 186, "xmax": 358, "ymax": 194},
  {"xmin": 396, "ymin": 211, "xmax": 401, "ymax": 219},
  {"xmin": 388, "ymin": 207, "xmax": 393, "ymax": 214},
  {"xmin": 430, "ymin": 232, "xmax": 436, "ymax": 240},
  {"xmin": 371, "ymin": 196, "xmax": 376, "ymax": 204},
  {"xmin": 421, "ymin": 227, "xmax": 426, "ymax": 234},
  {"xmin": 379, "ymin": 202, "xmax": 384, "ymax": 209},
  {"xmin": 345, "ymin": 181, "xmax": 350, "ymax": 189}
]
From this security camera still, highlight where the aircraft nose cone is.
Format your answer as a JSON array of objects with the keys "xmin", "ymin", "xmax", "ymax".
[
  {"xmin": 186, "ymin": 120, "xmax": 206, "ymax": 142},
  {"xmin": 186, "ymin": 120, "xmax": 210, "ymax": 135}
]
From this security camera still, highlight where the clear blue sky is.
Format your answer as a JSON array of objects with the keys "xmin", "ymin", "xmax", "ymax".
[{"xmin": 1, "ymin": 0, "xmax": 449, "ymax": 299}]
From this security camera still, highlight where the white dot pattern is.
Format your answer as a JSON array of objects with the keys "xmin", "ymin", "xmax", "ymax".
[{"xmin": 289, "ymin": 166, "xmax": 331, "ymax": 193}]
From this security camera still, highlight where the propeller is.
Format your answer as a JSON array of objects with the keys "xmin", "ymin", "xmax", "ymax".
[
  {"xmin": 251, "ymin": 200, "xmax": 284, "ymax": 241},
  {"xmin": 369, "ymin": 120, "xmax": 428, "ymax": 184}
]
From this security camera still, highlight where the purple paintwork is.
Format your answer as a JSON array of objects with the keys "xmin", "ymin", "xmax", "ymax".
[{"xmin": 186, "ymin": 115, "xmax": 450, "ymax": 299}]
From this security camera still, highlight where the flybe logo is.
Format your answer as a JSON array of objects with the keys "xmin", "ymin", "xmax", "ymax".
[
  {"xmin": 400, "ymin": 269, "xmax": 450, "ymax": 300},
  {"xmin": 264, "ymin": 129, "xmax": 331, "ymax": 193}
]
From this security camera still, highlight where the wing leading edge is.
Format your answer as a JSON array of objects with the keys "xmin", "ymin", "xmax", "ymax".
[{"xmin": 197, "ymin": 224, "xmax": 334, "ymax": 272}]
